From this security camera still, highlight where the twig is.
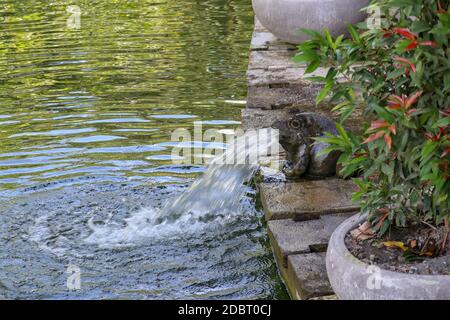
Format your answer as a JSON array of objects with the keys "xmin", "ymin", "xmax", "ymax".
[
  {"xmin": 420, "ymin": 236, "xmax": 431, "ymax": 256},
  {"xmin": 420, "ymin": 220, "xmax": 438, "ymax": 231}
]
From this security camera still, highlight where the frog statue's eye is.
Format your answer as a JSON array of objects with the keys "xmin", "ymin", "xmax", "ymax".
[{"xmin": 289, "ymin": 119, "xmax": 301, "ymax": 129}]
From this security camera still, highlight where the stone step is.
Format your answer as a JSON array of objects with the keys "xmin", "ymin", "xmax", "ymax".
[
  {"xmin": 248, "ymin": 50, "xmax": 302, "ymax": 71},
  {"xmin": 247, "ymin": 67, "xmax": 327, "ymax": 87},
  {"xmin": 286, "ymin": 253, "xmax": 334, "ymax": 300},
  {"xmin": 260, "ymin": 178, "xmax": 360, "ymax": 221},
  {"xmin": 268, "ymin": 213, "xmax": 355, "ymax": 268},
  {"xmin": 242, "ymin": 108, "xmax": 289, "ymax": 131},
  {"xmin": 248, "ymin": 18, "xmax": 326, "ymax": 111},
  {"xmin": 267, "ymin": 213, "xmax": 355, "ymax": 300},
  {"xmin": 247, "ymin": 83, "xmax": 322, "ymax": 110}
]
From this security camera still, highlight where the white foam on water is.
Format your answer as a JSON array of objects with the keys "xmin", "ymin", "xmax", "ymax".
[
  {"xmin": 84, "ymin": 129, "xmax": 281, "ymax": 247},
  {"xmin": 28, "ymin": 214, "xmax": 71, "ymax": 256}
]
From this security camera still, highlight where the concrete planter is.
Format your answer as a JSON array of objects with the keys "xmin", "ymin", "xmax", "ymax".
[
  {"xmin": 252, "ymin": 0, "xmax": 370, "ymax": 44},
  {"xmin": 327, "ymin": 214, "xmax": 450, "ymax": 300}
]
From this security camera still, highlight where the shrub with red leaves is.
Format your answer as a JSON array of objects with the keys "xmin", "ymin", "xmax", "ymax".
[{"xmin": 295, "ymin": 0, "xmax": 449, "ymax": 234}]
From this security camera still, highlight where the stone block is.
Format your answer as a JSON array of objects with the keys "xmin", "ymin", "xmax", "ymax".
[
  {"xmin": 287, "ymin": 253, "xmax": 334, "ymax": 300},
  {"xmin": 247, "ymin": 67, "xmax": 328, "ymax": 87},
  {"xmin": 260, "ymin": 178, "xmax": 360, "ymax": 221},
  {"xmin": 267, "ymin": 214, "xmax": 354, "ymax": 267},
  {"xmin": 248, "ymin": 50, "xmax": 298, "ymax": 71},
  {"xmin": 247, "ymin": 84, "xmax": 322, "ymax": 110},
  {"xmin": 241, "ymin": 108, "xmax": 289, "ymax": 131}
]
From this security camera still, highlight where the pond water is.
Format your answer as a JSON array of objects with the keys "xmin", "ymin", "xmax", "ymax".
[{"xmin": 0, "ymin": 0, "xmax": 288, "ymax": 299}]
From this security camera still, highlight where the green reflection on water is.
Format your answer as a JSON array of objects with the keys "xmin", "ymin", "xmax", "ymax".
[
  {"xmin": 0, "ymin": 0, "xmax": 290, "ymax": 300},
  {"xmin": 0, "ymin": 0, "xmax": 253, "ymax": 190}
]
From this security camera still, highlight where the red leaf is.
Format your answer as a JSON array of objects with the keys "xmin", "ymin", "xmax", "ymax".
[
  {"xmin": 388, "ymin": 104, "xmax": 402, "ymax": 110},
  {"xmin": 378, "ymin": 207, "xmax": 389, "ymax": 214},
  {"xmin": 387, "ymin": 94, "xmax": 406, "ymax": 110},
  {"xmin": 394, "ymin": 56, "xmax": 416, "ymax": 73},
  {"xmin": 363, "ymin": 131, "xmax": 385, "ymax": 144},
  {"xmin": 440, "ymin": 106, "xmax": 450, "ymax": 117},
  {"xmin": 406, "ymin": 108, "xmax": 418, "ymax": 117},
  {"xmin": 389, "ymin": 124, "xmax": 396, "ymax": 135},
  {"xmin": 369, "ymin": 119, "xmax": 390, "ymax": 131},
  {"xmin": 393, "ymin": 28, "xmax": 416, "ymax": 40},
  {"xmin": 389, "ymin": 95, "xmax": 405, "ymax": 105},
  {"xmin": 406, "ymin": 41, "xmax": 419, "ymax": 51},
  {"xmin": 425, "ymin": 132, "xmax": 436, "ymax": 141},
  {"xmin": 420, "ymin": 41, "xmax": 437, "ymax": 48},
  {"xmin": 384, "ymin": 133, "xmax": 392, "ymax": 149},
  {"xmin": 442, "ymin": 148, "xmax": 450, "ymax": 158},
  {"xmin": 437, "ymin": 0, "xmax": 448, "ymax": 13},
  {"xmin": 405, "ymin": 91, "xmax": 423, "ymax": 109}
]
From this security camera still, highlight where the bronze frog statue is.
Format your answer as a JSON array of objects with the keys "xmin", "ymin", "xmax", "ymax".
[{"xmin": 273, "ymin": 112, "xmax": 341, "ymax": 179}]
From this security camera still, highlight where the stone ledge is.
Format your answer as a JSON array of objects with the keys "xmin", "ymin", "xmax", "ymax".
[
  {"xmin": 248, "ymin": 50, "xmax": 300, "ymax": 71},
  {"xmin": 260, "ymin": 178, "xmax": 360, "ymax": 221},
  {"xmin": 242, "ymin": 108, "xmax": 288, "ymax": 131},
  {"xmin": 247, "ymin": 84, "xmax": 322, "ymax": 110},
  {"xmin": 247, "ymin": 67, "xmax": 328, "ymax": 87},
  {"xmin": 268, "ymin": 213, "xmax": 355, "ymax": 268},
  {"xmin": 247, "ymin": 18, "xmax": 326, "ymax": 111},
  {"xmin": 287, "ymin": 253, "xmax": 334, "ymax": 300}
]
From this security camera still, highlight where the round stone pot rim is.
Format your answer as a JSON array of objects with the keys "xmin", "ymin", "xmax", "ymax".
[
  {"xmin": 252, "ymin": 0, "xmax": 370, "ymax": 44},
  {"xmin": 327, "ymin": 213, "xmax": 450, "ymax": 300}
]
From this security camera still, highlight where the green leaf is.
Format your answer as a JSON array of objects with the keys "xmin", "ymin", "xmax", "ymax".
[
  {"xmin": 411, "ymin": 20, "xmax": 430, "ymax": 34},
  {"xmin": 316, "ymin": 146, "xmax": 336, "ymax": 157},
  {"xmin": 303, "ymin": 76, "xmax": 326, "ymax": 82},
  {"xmin": 299, "ymin": 28, "xmax": 323, "ymax": 40},
  {"xmin": 348, "ymin": 25, "xmax": 361, "ymax": 44},
  {"xmin": 433, "ymin": 117, "xmax": 450, "ymax": 128},
  {"xmin": 324, "ymin": 29, "xmax": 335, "ymax": 50},
  {"xmin": 316, "ymin": 81, "xmax": 332, "ymax": 104},
  {"xmin": 336, "ymin": 123, "xmax": 350, "ymax": 145},
  {"xmin": 379, "ymin": 219, "xmax": 390, "ymax": 237},
  {"xmin": 386, "ymin": 68, "xmax": 406, "ymax": 80},
  {"xmin": 353, "ymin": 178, "xmax": 368, "ymax": 192},
  {"xmin": 381, "ymin": 163, "xmax": 394, "ymax": 182},
  {"xmin": 293, "ymin": 51, "xmax": 318, "ymax": 63},
  {"xmin": 421, "ymin": 141, "xmax": 438, "ymax": 160},
  {"xmin": 305, "ymin": 60, "xmax": 321, "ymax": 74},
  {"xmin": 374, "ymin": 105, "xmax": 395, "ymax": 123}
]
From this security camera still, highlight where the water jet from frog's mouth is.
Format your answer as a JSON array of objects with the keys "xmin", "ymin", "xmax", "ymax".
[{"xmin": 85, "ymin": 129, "xmax": 280, "ymax": 246}]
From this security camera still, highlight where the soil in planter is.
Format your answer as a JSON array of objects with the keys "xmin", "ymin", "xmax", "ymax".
[{"xmin": 345, "ymin": 224, "xmax": 450, "ymax": 275}]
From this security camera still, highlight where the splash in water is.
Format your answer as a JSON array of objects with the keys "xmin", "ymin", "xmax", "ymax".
[{"xmin": 84, "ymin": 128, "xmax": 280, "ymax": 246}]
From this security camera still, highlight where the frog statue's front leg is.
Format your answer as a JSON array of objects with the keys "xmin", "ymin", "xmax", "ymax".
[
  {"xmin": 308, "ymin": 138, "xmax": 340, "ymax": 177},
  {"xmin": 283, "ymin": 144, "xmax": 310, "ymax": 180}
]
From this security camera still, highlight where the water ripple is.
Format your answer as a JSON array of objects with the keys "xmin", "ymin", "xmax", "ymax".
[{"xmin": 0, "ymin": 0, "xmax": 288, "ymax": 300}]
